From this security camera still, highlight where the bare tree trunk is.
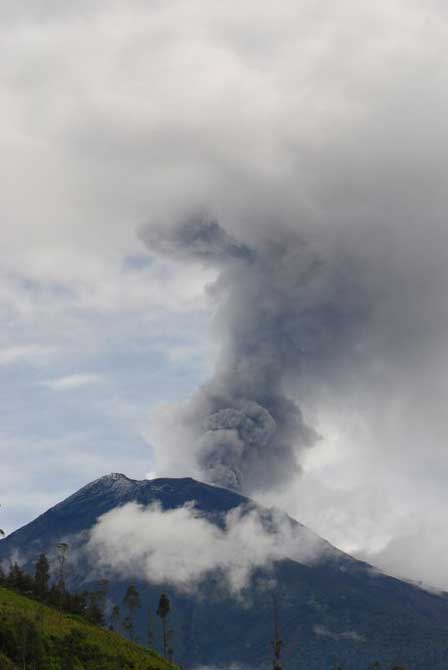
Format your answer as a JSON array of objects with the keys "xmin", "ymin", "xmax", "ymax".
[
  {"xmin": 162, "ymin": 617, "xmax": 167, "ymax": 658},
  {"xmin": 167, "ymin": 628, "xmax": 174, "ymax": 664}
]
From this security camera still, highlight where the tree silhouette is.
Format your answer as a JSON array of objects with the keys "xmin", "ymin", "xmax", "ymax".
[
  {"xmin": 110, "ymin": 605, "xmax": 120, "ymax": 632},
  {"xmin": 55, "ymin": 543, "xmax": 69, "ymax": 592},
  {"xmin": 88, "ymin": 578, "xmax": 109, "ymax": 626},
  {"xmin": 122, "ymin": 615, "xmax": 133, "ymax": 641},
  {"xmin": 146, "ymin": 608, "xmax": 154, "ymax": 648},
  {"xmin": 167, "ymin": 626, "xmax": 174, "ymax": 663},
  {"xmin": 34, "ymin": 554, "xmax": 50, "ymax": 598},
  {"xmin": 157, "ymin": 593, "xmax": 171, "ymax": 659},
  {"xmin": 7, "ymin": 563, "xmax": 33, "ymax": 592},
  {"xmin": 86, "ymin": 591, "xmax": 105, "ymax": 626},
  {"xmin": 122, "ymin": 585, "xmax": 141, "ymax": 641}
]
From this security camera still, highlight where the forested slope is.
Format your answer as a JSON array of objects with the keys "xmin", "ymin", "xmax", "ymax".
[{"xmin": 0, "ymin": 585, "xmax": 173, "ymax": 670}]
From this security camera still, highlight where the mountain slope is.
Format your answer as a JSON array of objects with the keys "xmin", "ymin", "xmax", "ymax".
[
  {"xmin": 2, "ymin": 474, "xmax": 448, "ymax": 669},
  {"xmin": 0, "ymin": 584, "xmax": 173, "ymax": 669}
]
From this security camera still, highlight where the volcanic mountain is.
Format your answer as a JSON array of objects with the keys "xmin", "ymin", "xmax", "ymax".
[{"xmin": 1, "ymin": 473, "xmax": 448, "ymax": 669}]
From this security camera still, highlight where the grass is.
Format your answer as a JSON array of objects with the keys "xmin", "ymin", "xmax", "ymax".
[{"xmin": 0, "ymin": 585, "xmax": 175, "ymax": 669}]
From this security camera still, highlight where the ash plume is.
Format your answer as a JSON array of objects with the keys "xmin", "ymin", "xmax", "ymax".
[{"xmin": 140, "ymin": 217, "xmax": 372, "ymax": 493}]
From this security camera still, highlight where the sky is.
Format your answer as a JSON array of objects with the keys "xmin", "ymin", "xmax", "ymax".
[{"xmin": 2, "ymin": 1, "xmax": 448, "ymax": 589}]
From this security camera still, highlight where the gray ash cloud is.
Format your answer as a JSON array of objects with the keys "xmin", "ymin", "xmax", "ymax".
[
  {"xmin": 140, "ymin": 217, "xmax": 373, "ymax": 493},
  {"xmin": 142, "ymin": 218, "xmax": 255, "ymax": 266}
]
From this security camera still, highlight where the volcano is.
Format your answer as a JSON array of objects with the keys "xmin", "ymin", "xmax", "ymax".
[{"xmin": 1, "ymin": 473, "xmax": 448, "ymax": 669}]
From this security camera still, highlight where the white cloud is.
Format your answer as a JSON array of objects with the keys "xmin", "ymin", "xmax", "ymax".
[
  {"xmin": 0, "ymin": 345, "xmax": 54, "ymax": 366},
  {"xmin": 87, "ymin": 501, "xmax": 327, "ymax": 594},
  {"xmin": 39, "ymin": 373, "xmax": 103, "ymax": 391},
  {"xmin": 313, "ymin": 625, "xmax": 364, "ymax": 642}
]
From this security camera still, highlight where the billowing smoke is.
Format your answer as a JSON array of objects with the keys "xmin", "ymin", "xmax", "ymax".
[
  {"xmin": 139, "ymin": 217, "xmax": 379, "ymax": 493},
  {"xmin": 141, "ymin": 208, "xmax": 448, "ymax": 501}
]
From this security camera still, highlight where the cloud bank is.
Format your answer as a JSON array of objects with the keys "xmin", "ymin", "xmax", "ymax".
[{"xmin": 87, "ymin": 501, "xmax": 325, "ymax": 593}]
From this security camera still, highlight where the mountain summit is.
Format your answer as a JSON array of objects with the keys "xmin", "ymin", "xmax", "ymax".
[{"xmin": 1, "ymin": 474, "xmax": 448, "ymax": 669}]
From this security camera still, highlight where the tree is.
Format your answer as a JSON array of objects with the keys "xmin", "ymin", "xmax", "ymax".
[
  {"xmin": 122, "ymin": 615, "xmax": 133, "ymax": 641},
  {"xmin": 122, "ymin": 585, "xmax": 141, "ymax": 641},
  {"xmin": 96, "ymin": 578, "xmax": 109, "ymax": 622},
  {"xmin": 55, "ymin": 543, "xmax": 70, "ymax": 594},
  {"xmin": 166, "ymin": 627, "xmax": 174, "ymax": 664},
  {"xmin": 7, "ymin": 563, "xmax": 33, "ymax": 592},
  {"xmin": 86, "ymin": 579, "xmax": 109, "ymax": 627},
  {"xmin": 110, "ymin": 605, "xmax": 120, "ymax": 632},
  {"xmin": 34, "ymin": 554, "xmax": 50, "ymax": 598},
  {"xmin": 157, "ymin": 593, "xmax": 171, "ymax": 659},
  {"xmin": 85, "ymin": 592, "xmax": 105, "ymax": 627},
  {"xmin": 146, "ymin": 608, "xmax": 154, "ymax": 648}
]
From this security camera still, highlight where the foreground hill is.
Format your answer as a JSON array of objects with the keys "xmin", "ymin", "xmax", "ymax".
[
  {"xmin": 2, "ymin": 474, "xmax": 448, "ymax": 668},
  {"xmin": 0, "ymin": 584, "xmax": 173, "ymax": 670}
]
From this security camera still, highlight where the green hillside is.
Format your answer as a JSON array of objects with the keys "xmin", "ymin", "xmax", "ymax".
[{"xmin": 0, "ymin": 585, "xmax": 174, "ymax": 670}]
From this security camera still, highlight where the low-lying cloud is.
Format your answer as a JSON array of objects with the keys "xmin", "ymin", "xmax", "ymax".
[
  {"xmin": 39, "ymin": 373, "xmax": 103, "ymax": 392},
  {"xmin": 87, "ymin": 501, "xmax": 326, "ymax": 594},
  {"xmin": 313, "ymin": 625, "xmax": 364, "ymax": 643}
]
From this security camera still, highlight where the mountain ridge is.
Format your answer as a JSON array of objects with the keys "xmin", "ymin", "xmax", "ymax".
[{"xmin": 1, "ymin": 472, "xmax": 343, "ymax": 567}]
